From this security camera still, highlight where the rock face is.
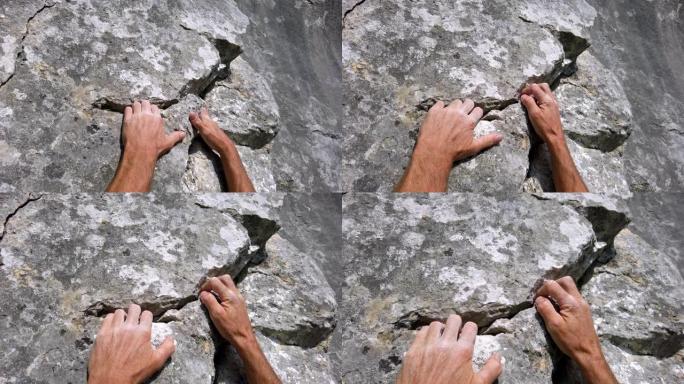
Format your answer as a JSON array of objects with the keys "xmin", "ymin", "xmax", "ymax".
[
  {"xmin": 342, "ymin": 0, "xmax": 636, "ymax": 194},
  {"xmin": 333, "ymin": 193, "xmax": 631, "ymax": 383},
  {"xmin": 0, "ymin": 193, "xmax": 338, "ymax": 383},
  {"xmin": 557, "ymin": 228, "xmax": 684, "ymax": 383},
  {"xmin": 584, "ymin": 0, "xmax": 684, "ymax": 192},
  {"xmin": 0, "ymin": 0, "xmax": 340, "ymax": 193}
]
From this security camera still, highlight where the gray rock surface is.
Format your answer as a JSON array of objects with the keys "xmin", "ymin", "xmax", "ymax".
[
  {"xmin": 584, "ymin": 0, "xmax": 684, "ymax": 192},
  {"xmin": 0, "ymin": 193, "xmax": 338, "ymax": 383},
  {"xmin": 557, "ymin": 228, "xmax": 684, "ymax": 383},
  {"xmin": 0, "ymin": 0, "xmax": 340, "ymax": 193},
  {"xmin": 343, "ymin": 0, "xmax": 655, "ymax": 195},
  {"xmin": 333, "ymin": 193, "xmax": 629, "ymax": 383}
]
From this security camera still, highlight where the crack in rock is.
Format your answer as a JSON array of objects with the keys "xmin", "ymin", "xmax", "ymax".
[
  {"xmin": 83, "ymin": 294, "xmax": 197, "ymax": 321},
  {"xmin": 0, "ymin": 1, "xmax": 57, "ymax": 91},
  {"xmin": 0, "ymin": 194, "xmax": 43, "ymax": 245}
]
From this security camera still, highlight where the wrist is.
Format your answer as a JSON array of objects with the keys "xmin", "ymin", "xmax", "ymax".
[
  {"xmin": 411, "ymin": 146, "xmax": 452, "ymax": 175},
  {"xmin": 121, "ymin": 148, "xmax": 157, "ymax": 168},
  {"xmin": 88, "ymin": 373, "xmax": 134, "ymax": 384},
  {"xmin": 214, "ymin": 138, "xmax": 237, "ymax": 156},
  {"xmin": 231, "ymin": 331, "xmax": 259, "ymax": 354},
  {"xmin": 572, "ymin": 341, "xmax": 606, "ymax": 370}
]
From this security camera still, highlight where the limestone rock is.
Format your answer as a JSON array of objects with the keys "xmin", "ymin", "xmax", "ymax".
[
  {"xmin": 216, "ymin": 332, "xmax": 337, "ymax": 384},
  {"xmin": 0, "ymin": 193, "xmax": 307, "ymax": 383},
  {"xmin": 584, "ymin": 229, "xmax": 683, "ymax": 358},
  {"xmin": 334, "ymin": 193, "xmax": 628, "ymax": 383},
  {"xmin": 0, "ymin": 0, "xmax": 337, "ymax": 192},
  {"xmin": 479, "ymin": 308, "xmax": 558, "ymax": 383},
  {"xmin": 555, "ymin": 53, "xmax": 632, "ymax": 152},
  {"xmin": 240, "ymin": 234, "xmax": 337, "ymax": 348},
  {"xmin": 450, "ymin": 105, "xmax": 530, "ymax": 193},
  {"xmin": 342, "ymin": 0, "xmax": 600, "ymax": 191}
]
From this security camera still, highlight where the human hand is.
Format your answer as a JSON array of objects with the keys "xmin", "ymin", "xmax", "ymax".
[
  {"xmin": 189, "ymin": 108, "xmax": 235, "ymax": 154},
  {"xmin": 397, "ymin": 315, "xmax": 503, "ymax": 384},
  {"xmin": 199, "ymin": 275, "xmax": 255, "ymax": 348},
  {"xmin": 520, "ymin": 83, "xmax": 564, "ymax": 144},
  {"xmin": 87, "ymin": 304, "xmax": 176, "ymax": 384},
  {"xmin": 534, "ymin": 277, "xmax": 601, "ymax": 361},
  {"xmin": 395, "ymin": 99, "xmax": 503, "ymax": 192},
  {"xmin": 122, "ymin": 100, "xmax": 186, "ymax": 161},
  {"xmin": 413, "ymin": 99, "xmax": 502, "ymax": 168}
]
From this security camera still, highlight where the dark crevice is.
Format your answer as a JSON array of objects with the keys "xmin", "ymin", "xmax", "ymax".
[
  {"xmin": 343, "ymin": 0, "xmax": 368, "ymax": 23},
  {"xmin": 393, "ymin": 301, "xmax": 532, "ymax": 334},
  {"xmin": 91, "ymin": 31, "xmax": 241, "ymax": 113},
  {"xmin": 83, "ymin": 294, "xmax": 197, "ymax": 321},
  {"xmin": 0, "ymin": 2, "xmax": 57, "ymax": 92},
  {"xmin": 0, "ymin": 194, "xmax": 43, "ymax": 251},
  {"xmin": 416, "ymin": 96, "xmax": 517, "ymax": 116},
  {"xmin": 92, "ymin": 97, "xmax": 179, "ymax": 113}
]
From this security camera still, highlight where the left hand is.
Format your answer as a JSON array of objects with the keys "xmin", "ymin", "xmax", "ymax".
[{"xmin": 88, "ymin": 304, "xmax": 176, "ymax": 384}]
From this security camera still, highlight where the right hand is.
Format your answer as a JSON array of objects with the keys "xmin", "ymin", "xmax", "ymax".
[
  {"xmin": 520, "ymin": 83, "xmax": 564, "ymax": 144},
  {"xmin": 199, "ymin": 275, "xmax": 255, "ymax": 347},
  {"xmin": 189, "ymin": 108, "xmax": 235, "ymax": 153},
  {"xmin": 397, "ymin": 315, "xmax": 502, "ymax": 384},
  {"xmin": 534, "ymin": 277, "xmax": 602, "ymax": 362}
]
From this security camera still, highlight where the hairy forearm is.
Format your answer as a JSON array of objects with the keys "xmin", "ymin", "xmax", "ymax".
[
  {"xmin": 395, "ymin": 153, "xmax": 451, "ymax": 192},
  {"xmin": 234, "ymin": 337, "xmax": 281, "ymax": 384},
  {"xmin": 106, "ymin": 151, "xmax": 156, "ymax": 192},
  {"xmin": 217, "ymin": 144, "xmax": 256, "ymax": 192},
  {"xmin": 547, "ymin": 137, "xmax": 589, "ymax": 193}
]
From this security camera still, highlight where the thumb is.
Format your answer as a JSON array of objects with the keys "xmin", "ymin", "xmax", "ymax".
[
  {"xmin": 152, "ymin": 336, "xmax": 176, "ymax": 370},
  {"xmin": 467, "ymin": 133, "xmax": 503, "ymax": 156},
  {"xmin": 161, "ymin": 130, "xmax": 186, "ymax": 153},
  {"xmin": 477, "ymin": 352, "xmax": 503, "ymax": 383},
  {"xmin": 520, "ymin": 94, "xmax": 540, "ymax": 114}
]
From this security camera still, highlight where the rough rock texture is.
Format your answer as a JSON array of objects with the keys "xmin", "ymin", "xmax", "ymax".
[
  {"xmin": 333, "ymin": 193, "xmax": 629, "ymax": 383},
  {"xmin": 233, "ymin": 0, "xmax": 342, "ymax": 191},
  {"xmin": 556, "ymin": 228, "xmax": 684, "ymax": 383},
  {"xmin": 584, "ymin": 0, "xmax": 684, "ymax": 192},
  {"xmin": 343, "ymin": 0, "xmax": 639, "ymax": 194},
  {"xmin": 0, "ymin": 193, "xmax": 338, "ymax": 383},
  {"xmin": 0, "ymin": 0, "xmax": 340, "ymax": 193}
]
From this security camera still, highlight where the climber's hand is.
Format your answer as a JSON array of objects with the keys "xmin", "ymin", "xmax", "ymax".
[
  {"xmin": 520, "ymin": 83, "xmax": 564, "ymax": 144},
  {"xmin": 106, "ymin": 100, "xmax": 186, "ymax": 192},
  {"xmin": 397, "ymin": 315, "xmax": 503, "ymax": 384},
  {"xmin": 199, "ymin": 275, "xmax": 255, "ymax": 347},
  {"xmin": 189, "ymin": 108, "xmax": 235, "ymax": 154},
  {"xmin": 122, "ymin": 100, "xmax": 186, "ymax": 160},
  {"xmin": 395, "ymin": 99, "xmax": 502, "ymax": 192},
  {"xmin": 534, "ymin": 277, "xmax": 617, "ymax": 383},
  {"xmin": 88, "ymin": 304, "xmax": 175, "ymax": 384}
]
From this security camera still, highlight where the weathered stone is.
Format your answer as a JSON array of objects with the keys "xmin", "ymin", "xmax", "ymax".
[
  {"xmin": 584, "ymin": 0, "xmax": 684, "ymax": 192},
  {"xmin": 333, "ymin": 193, "xmax": 628, "ymax": 383},
  {"xmin": 204, "ymin": 57, "xmax": 280, "ymax": 149},
  {"xmin": 450, "ymin": 105, "xmax": 530, "ymax": 193},
  {"xmin": 240, "ymin": 234, "xmax": 337, "ymax": 348},
  {"xmin": 233, "ymin": 0, "xmax": 341, "ymax": 191},
  {"xmin": 526, "ymin": 138, "xmax": 630, "ymax": 196},
  {"xmin": 216, "ymin": 332, "xmax": 337, "ymax": 384},
  {"xmin": 0, "ymin": 0, "xmax": 338, "ymax": 193},
  {"xmin": 0, "ymin": 193, "xmax": 344, "ymax": 383},
  {"xmin": 555, "ymin": 53, "xmax": 632, "ymax": 152},
  {"xmin": 478, "ymin": 308, "xmax": 559, "ymax": 383},
  {"xmin": 342, "ymin": 0, "xmax": 603, "ymax": 191},
  {"xmin": 559, "ymin": 342, "xmax": 684, "ymax": 384},
  {"xmin": 584, "ymin": 229, "xmax": 683, "ymax": 358}
]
